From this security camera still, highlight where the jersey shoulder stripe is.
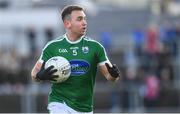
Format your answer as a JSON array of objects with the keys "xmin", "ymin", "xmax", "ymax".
[
  {"xmin": 39, "ymin": 36, "xmax": 64, "ymax": 61},
  {"xmin": 42, "ymin": 36, "xmax": 64, "ymax": 51},
  {"xmin": 84, "ymin": 36, "xmax": 105, "ymax": 49},
  {"xmin": 84, "ymin": 36, "xmax": 108, "ymax": 61},
  {"xmin": 83, "ymin": 36, "xmax": 95, "ymax": 42}
]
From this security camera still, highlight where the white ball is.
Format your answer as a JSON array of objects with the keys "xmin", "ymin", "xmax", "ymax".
[{"xmin": 45, "ymin": 56, "xmax": 71, "ymax": 83}]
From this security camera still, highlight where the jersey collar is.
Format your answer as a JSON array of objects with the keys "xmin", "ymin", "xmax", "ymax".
[{"xmin": 64, "ymin": 34, "xmax": 84, "ymax": 44}]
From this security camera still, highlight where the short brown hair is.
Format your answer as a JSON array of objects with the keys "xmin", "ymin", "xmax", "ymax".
[{"xmin": 61, "ymin": 5, "xmax": 84, "ymax": 22}]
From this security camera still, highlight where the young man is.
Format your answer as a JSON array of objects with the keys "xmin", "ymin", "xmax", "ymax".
[{"xmin": 31, "ymin": 5, "xmax": 120, "ymax": 114}]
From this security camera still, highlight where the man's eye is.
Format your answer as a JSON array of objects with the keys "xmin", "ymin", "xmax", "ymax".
[
  {"xmin": 77, "ymin": 18, "xmax": 82, "ymax": 21},
  {"xmin": 76, "ymin": 17, "xmax": 87, "ymax": 21}
]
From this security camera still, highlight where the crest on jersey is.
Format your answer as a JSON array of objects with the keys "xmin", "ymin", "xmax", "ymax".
[{"xmin": 82, "ymin": 46, "xmax": 89, "ymax": 53}]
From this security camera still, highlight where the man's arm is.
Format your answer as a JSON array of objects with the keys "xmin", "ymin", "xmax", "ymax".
[
  {"xmin": 31, "ymin": 61, "xmax": 43, "ymax": 82},
  {"xmin": 99, "ymin": 63, "xmax": 120, "ymax": 82}
]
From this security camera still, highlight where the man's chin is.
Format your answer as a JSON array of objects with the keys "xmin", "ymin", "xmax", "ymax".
[{"xmin": 81, "ymin": 32, "xmax": 86, "ymax": 36}]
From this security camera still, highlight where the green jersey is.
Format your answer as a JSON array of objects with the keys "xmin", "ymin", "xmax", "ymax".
[{"xmin": 39, "ymin": 34, "xmax": 109, "ymax": 112}]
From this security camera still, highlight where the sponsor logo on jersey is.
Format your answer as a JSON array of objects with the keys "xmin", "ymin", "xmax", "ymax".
[
  {"xmin": 59, "ymin": 48, "xmax": 68, "ymax": 53},
  {"xmin": 82, "ymin": 46, "xmax": 89, "ymax": 53},
  {"xmin": 69, "ymin": 60, "xmax": 90, "ymax": 76}
]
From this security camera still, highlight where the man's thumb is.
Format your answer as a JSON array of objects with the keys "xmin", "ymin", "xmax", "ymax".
[{"xmin": 105, "ymin": 63, "xmax": 111, "ymax": 69}]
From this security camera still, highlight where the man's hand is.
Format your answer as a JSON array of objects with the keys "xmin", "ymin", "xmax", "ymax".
[
  {"xmin": 105, "ymin": 63, "xmax": 120, "ymax": 78},
  {"xmin": 36, "ymin": 61, "xmax": 58, "ymax": 81}
]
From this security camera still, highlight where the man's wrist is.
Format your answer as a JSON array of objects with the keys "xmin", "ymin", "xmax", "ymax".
[
  {"xmin": 32, "ymin": 74, "xmax": 42, "ymax": 82},
  {"xmin": 35, "ymin": 74, "xmax": 41, "ymax": 80},
  {"xmin": 35, "ymin": 78, "xmax": 42, "ymax": 82},
  {"xmin": 109, "ymin": 72, "xmax": 119, "ymax": 78},
  {"xmin": 105, "ymin": 73, "xmax": 118, "ymax": 81}
]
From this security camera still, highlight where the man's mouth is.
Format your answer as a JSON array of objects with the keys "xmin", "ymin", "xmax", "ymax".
[{"xmin": 82, "ymin": 27, "xmax": 86, "ymax": 31}]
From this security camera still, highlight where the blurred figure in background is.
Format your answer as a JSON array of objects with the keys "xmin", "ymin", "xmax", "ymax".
[
  {"xmin": 143, "ymin": 74, "xmax": 160, "ymax": 110},
  {"xmin": 45, "ymin": 27, "xmax": 54, "ymax": 42},
  {"xmin": 143, "ymin": 25, "xmax": 160, "ymax": 72},
  {"xmin": 132, "ymin": 28, "xmax": 145, "ymax": 58},
  {"xmin": 100, "ymin": 31, "xmax": 112, "ymax": 53},
  {"xmin": 26, "ymin": 27, "xmax": 37, "ymax": 58}
]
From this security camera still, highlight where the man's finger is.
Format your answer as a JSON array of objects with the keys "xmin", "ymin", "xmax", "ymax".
[
  {"xmin": 50, "ymin": 78, "xmax": 57, "ymax": 81},
  {"xmin": 51, "ymin": 75, "xmax": 59, "ymax": 79},
  {"xmin": 41, "ymin": 61, "xmax": 46, "ymax": 69},
  {"xmin": 49, "ymin": 69, "xmax": 58, "ymax": 75},
  {"xmin": 46, "ymin": 65, "xmax": 54, "ymax": 72},
  {"xmin": 105, "ymin": 63, "xmax": 111, "ymax": 69},
  {"xmin": 112, "ymin": 64, "xmax": 117, "ymax": 69},
  {"xmin": 50, "ymin": 75, "xmax": 59, "ymax": 81}
]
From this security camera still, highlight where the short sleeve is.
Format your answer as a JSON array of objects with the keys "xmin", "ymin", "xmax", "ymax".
[
  {"xmin": 95, "ymin": 42, "xmax": 111, "ymax": 66},
  {"xmin": 38, "ymin": 43, "xmax": 53, "ymax": 63}
]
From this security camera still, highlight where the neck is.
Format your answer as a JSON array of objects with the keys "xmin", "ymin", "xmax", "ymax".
[{"xmin": 66, "ymin": 32, "xmax": 82, "ymax": 42}]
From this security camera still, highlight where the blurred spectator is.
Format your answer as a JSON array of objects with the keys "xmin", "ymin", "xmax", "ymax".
[
  {"xmin": 100, "ymin": 31, "xmax": 112, "ymax": 53},
  {"xmin": 26, "ymin": 27, "xmax": 37, "ymax": 56},
  {"xmin": 159, "ymin": 67, "xmax": 172, "ymax": 88},
  {"xmin": 110, "ymin": 90, "xmax": 121, "ymax": 113},
  {"xmin": 158, "ymin": 43, "xmax": 171, "ymax": 66},
  {"xmin": 160, "ymin": 0, "xmax": 170, "ymax": 15},
  {"xmin": 0, "ymin": 0, "xmax": 9, "ymax": 8},
  {"xmin": 157, "ymin": 43, "xmax": 174, "ymax": 78},
  {"xmin": 144, "ymin": 25, "xmax": 160, "ymax": 55},
  {"xmin": 158, "ymin": 67, "xmax": 179, "ymax": 108},
  {"xmin": 0, "ymin": 48, "xmax": 20, "ymax": 73},
  {"xmin": 132, "ymin": 28, "xmax": 145, "ymax": 57},
  {"xmin": 160, "ymin": 22, "xmax": 179, "ymax": 57},
  {"xmin": 142, "ymin": 25, "xmax": 160, "ymax": 72},
  {"xmin": 45, "ymin": 27, "xmax": 54, "ymax": 42},
  {"xmin": 143, "ymin": 75, "xmax": 160, "ymax": 109}
]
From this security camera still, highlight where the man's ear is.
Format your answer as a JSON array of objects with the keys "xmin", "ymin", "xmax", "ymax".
[{"xmin": 64, "ymin": 20, "xmax": 71, "ymax": 29}]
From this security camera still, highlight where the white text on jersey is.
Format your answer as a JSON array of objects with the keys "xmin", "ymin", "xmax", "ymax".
[{"xmin": 59, "ymin": 49, "xmax": 68, "ymax": 53}]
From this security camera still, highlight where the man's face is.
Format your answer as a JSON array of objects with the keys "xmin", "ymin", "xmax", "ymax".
[{"xmin": 66, "ymin": 10, "xmax": 87, "ymax": 36}]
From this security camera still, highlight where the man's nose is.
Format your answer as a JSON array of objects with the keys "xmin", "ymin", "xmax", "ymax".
[{"xmin": 82, "ymin": 19, "xmax": 87, "ymax": 25}]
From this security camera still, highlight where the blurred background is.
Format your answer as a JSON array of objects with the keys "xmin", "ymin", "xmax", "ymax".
[{"xmin": 0, "ymin": 0, "xmax": 180, "ymax": 113}]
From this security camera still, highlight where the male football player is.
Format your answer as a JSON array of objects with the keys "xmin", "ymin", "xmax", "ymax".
[{"xmin": 31, "ymin": 5, "xmax": 120, "ymax": 114}]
